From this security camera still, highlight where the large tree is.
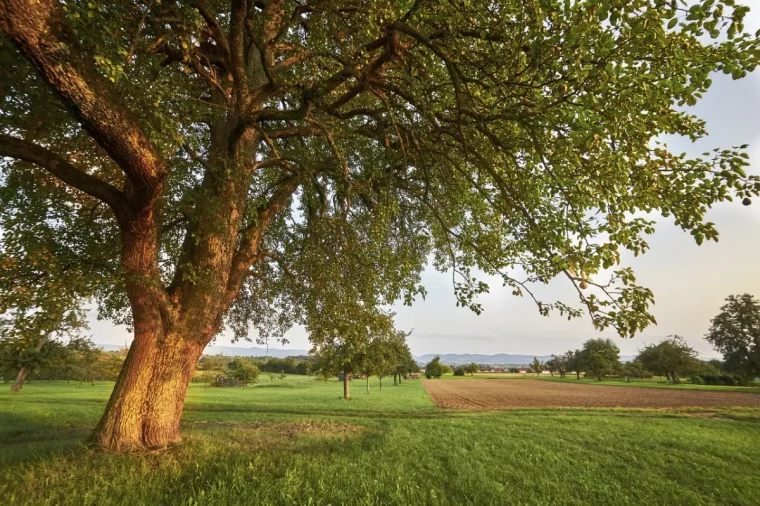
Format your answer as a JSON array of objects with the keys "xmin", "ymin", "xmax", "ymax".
[
  {"xmin": 581, "ymin": 338, "xmax": 620, "ymax": 381},
  {"xmin": 705, "ymin": 294, "xmax": 760, "ymax": 380},
  {"xmin": 1, "ymin": 0, "xmax": 759, "ymax": 451},
  {"xmin": 636, "ymin": 335, "xmax": 700, "ymax": 383}
]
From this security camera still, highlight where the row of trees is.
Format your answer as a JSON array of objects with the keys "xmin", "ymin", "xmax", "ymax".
[
  {"xmin": 313, "ymin": 329, "xmax": 418, "ymax": 398},
  {"xmin": 198, "ymin": 355, "xmax": 314, "ymax": 377},
  {"xmin": 0, "ymin": 337, "xmax": 125, "ymax": 390},
  {"xmin": 537, "ymin": 294, "xmax": 760, "ymax": 384}
]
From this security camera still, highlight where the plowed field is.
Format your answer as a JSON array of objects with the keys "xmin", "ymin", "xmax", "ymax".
[{"xmin": 422, "ymin": 379, "xmax": 760, "ymax": 409}]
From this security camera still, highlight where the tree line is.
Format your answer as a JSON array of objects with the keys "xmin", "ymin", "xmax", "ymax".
[
  {"xmin": 424, "ymin": 294, "xmax": 760, "ymax": 386},
  {"xmin": 312, "ymin": 329, "xmax": 419, "ymax": 398},
  {"xmin": 0, "ymin": 337, "xmax": 125, "ymax": 390}
]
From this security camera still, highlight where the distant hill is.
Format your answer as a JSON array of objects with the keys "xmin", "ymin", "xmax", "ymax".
[
  {"xmin": 203, "ymin": 345, "xmax": 310, "ymax": 358},
  {"xmin": 96, "ymin": 343, "xmax": 310, "ymax": 358},
  {"xmin": 415, "ymin": 353, "xmax": 551, "ymax": 366},
  {"xmin": 416, "ymin": 353, "xmax": 635, "ymax": 366},
  {"xmin": 99, "ymin": 343, "xmax": 640, "ymax": 363}
]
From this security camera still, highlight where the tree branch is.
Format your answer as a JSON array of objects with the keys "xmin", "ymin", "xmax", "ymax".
[
  {"xmin": 0, "ymin": 0, "xmax": 166, "ymax": 198},
  {"xmin": 0, "ymin": 135, "xmax": 129, "ymax": 222}
]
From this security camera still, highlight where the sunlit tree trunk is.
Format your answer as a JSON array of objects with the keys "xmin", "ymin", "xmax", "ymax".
[
  {"xmin": 10, "ymin": 336, "xmax": 46, "ymax": 392},
  {"xmin": 92, "ymin": 329, "xmax": 204, "ymax": 452}
]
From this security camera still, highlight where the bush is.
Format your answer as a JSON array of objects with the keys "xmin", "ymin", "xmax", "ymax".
[
  {"xmin": 689, "ymin": 375, "xmax": 704, "ymax": 385},
  {"xmin": 232, "ymin": 362, "xmax": 260, "ymax": 387},
  {"xmin": 698, "ymin": 373, "xmax": 751, "ymax": 387},
  {"xmin": 424, "ymin": 356, "xmax": 444, "ymax": 379},
  {"xmin": 453, "ymin": 366, "xmax": 466, "ymax": 376}
]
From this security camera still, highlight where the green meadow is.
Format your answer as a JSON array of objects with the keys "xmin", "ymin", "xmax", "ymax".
[{"xmin": 1, "ymin": 377, "xmax": 759, "ymax": 505}]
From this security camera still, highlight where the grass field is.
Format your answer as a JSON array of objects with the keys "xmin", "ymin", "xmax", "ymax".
[{"xmin": 2, "ymin": 377, "xmax": 760, "ymax": 505}]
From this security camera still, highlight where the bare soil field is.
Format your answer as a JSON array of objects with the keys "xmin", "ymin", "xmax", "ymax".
[{"xmin": 422, "ymin": 379, "xmax": 760, "ymax": 409}]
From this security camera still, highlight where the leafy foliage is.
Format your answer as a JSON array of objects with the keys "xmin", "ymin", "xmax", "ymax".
[
  {"xmin": 0, "ymin": 336, "xmax": 124, "ymax": 383},
  {"xmin": 636, "ymin": 335, "xmax": 700, "ymax": 383},
  {"xmin": 530, "ymin": 357, "xmax": 545, "ymax": 376},
  {"xmin": 545, "ymin": 354, "xmax": 568, "ymax": 378},
  {"xmin": 0, "ymin": 0, "xmax": 758, "ymax": 354},
  {"xmin": 705, "ymin": 293, "xmax": 760, "ymax": 380},
  {"xmin": 424, "ymin": 356, "xmax": 444, "ymax": 379},
  {"xmin": 581, "ymin": 338, "xmax": 620, "ymax": 380},
  {"xmin": 231, "ymin": 361, "xmax": 260, "ymax": 387}
]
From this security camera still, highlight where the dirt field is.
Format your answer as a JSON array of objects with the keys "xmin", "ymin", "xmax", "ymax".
[{"xmin": 422, "ymin": 379, "xmax": 760, "ymax": 409}]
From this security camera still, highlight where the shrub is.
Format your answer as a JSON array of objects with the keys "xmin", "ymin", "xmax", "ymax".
[
  {"xmin": 424, "ymin": 356, "xmax": 444, "ymax": 379},
  {"xmin": 453, "ymin": 366, "xmax": 466, "ymax": 376},
  {"xmin": 698, "ymin": 373, "xmax": 751, "ymax": 387},
  {"xmin": 232, "ymin": 362, "xmax": 260, "ymax": 387}
]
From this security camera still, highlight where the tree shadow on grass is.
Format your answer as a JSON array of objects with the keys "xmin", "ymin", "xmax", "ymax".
[
  {"xmin": 183, "ymin": 404, "xmax": 449, "ymax": 420},
  {"xmin": 0, "ymin": 411, "xmax": 91, "ymax": 467}
]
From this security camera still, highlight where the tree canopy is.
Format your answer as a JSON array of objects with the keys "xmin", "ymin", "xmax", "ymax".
[
  {"xmin": 1, "ymin": 0, "xmax": 759, "ymax": 451},
  {"xmin": 581, "ymin": 338, "xmax": 620, "ymax": 380},
  {"xmin": 636, "ymin": 335, "xmax": 700, "ymax": 383},
  {"xmin": 705, "ymin": 293, "xmax": 760, "ymax": 380}
]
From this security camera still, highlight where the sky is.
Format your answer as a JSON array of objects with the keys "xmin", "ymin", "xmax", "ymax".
[{"xmin": 90, "ymin": 9, "xmax": 760, "ymax": 360}]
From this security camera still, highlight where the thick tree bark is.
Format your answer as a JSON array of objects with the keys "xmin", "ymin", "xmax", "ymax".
[
  {"xmin": 366, "ymin": 376, "xmax": 370, "ymax": 394},
  {"xmin": 92, "ymin": 328, "xmax": 204, "ymax": 452}
]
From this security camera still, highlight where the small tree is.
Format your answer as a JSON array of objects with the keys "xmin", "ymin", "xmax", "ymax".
[
  {"xmin": 705, "ymin": 294, "xmax": 760, "ymax": 381},
  {"xmin": 581, "ymin": 339, "xmax": 620, "ymax": 381},
  {"xmin": 199, "ymin": 371, "xmax": 217, "ymax": 388},
  {"xmin": 465, "ymin": 363, "xmax": 479, "ymax": 376},
  {"xmin": 233, "ymin": 362, "xmax": 260, "ymax": 387},
  {"xmin": 622, "ymin": 360, "xmax": 645, "ymax": 382},
  {"xmin": 530, "ymin": 357, "xmax": 544, "ymax": 376},
  {"xmin": 565, "ymin": 350, "xmax": 584, "ymax": 380},
  {"xmin": 548, "ymin": 354, "xmax": 568, "ymax": 378},
  {"xmin": 424, "ymin": 356, "xmax": 444, "ymax": 379}
]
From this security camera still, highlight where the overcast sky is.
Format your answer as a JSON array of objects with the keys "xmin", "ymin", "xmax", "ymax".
[{"xmin": 91, "ymin": 9, "xmax": 760, "ymax": 359}]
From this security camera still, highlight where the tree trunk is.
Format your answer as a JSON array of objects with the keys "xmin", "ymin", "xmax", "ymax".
[
  {"xmin": 343, "ymin": 370, "xmax": 350, "ymax": 399},
  {"xmin": 597, "ymin": 373, "xmax": 602, "ymax": 381},
  {"xmin": 91, "ymin": 329, "xmax": 204, "ymax": 452},
  {"xmin": 10, "ymin": 336, "xmax": 47, "ymax": 392},
  {"xmin": 393, "ymin": 374, "xmax": 397, "ymax": 386},
  {"xmin": 379, "ymin": 377, "xmax": 382, "ymax": 391},
  {"xmin": 10, "ymin": 367, "xmax": 30, "ymax": 392},
  {"xmin": 366, "ymin": 375, "xmax": 370, "ymax": 394},
  {"xmin": 576, "ymin": 371, "xmax": 580, "ymax": 379}
]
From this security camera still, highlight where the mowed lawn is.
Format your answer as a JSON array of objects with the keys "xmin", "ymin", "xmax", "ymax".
[{"xmin": 1, "ymin": 378, "xmax": 760, "ymax": 505}]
